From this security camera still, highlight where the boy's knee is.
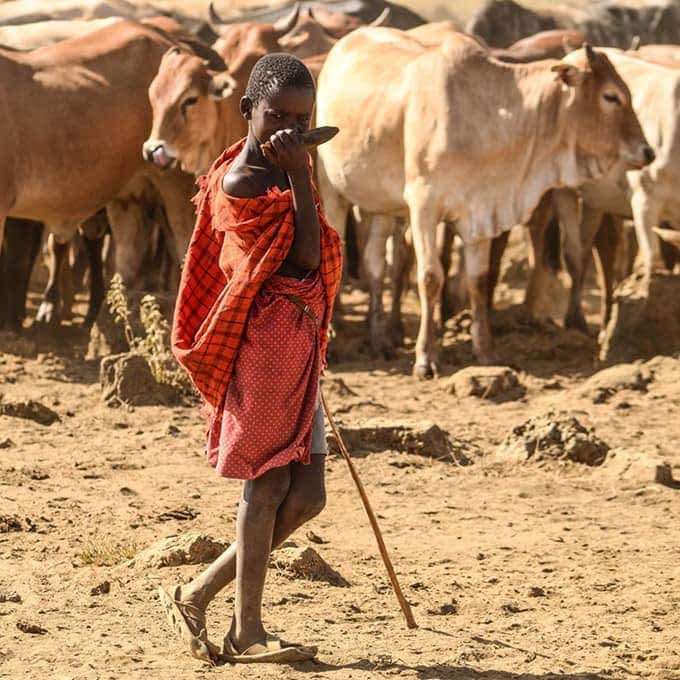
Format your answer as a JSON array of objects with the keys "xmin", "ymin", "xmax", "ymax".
[
  {"xmin": 245, "ymin": 467, "xmax": 291, "ymax": 510},
  {"xmin": 289, "ymin": 487, "xmax": 326, "ymax": 524}
]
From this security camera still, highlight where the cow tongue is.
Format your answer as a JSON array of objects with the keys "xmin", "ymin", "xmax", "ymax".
[{"xmin": 152, "ymin": 146, "xmax": 173, "ymax": 169}]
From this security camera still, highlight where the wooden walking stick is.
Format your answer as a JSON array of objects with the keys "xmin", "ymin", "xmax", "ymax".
[{"xmin": 320, "ymin": 388, "xmax": 418, "ymax": 630}]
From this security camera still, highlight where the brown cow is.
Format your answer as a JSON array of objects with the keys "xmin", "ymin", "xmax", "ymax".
[{"xmin": 0, "ymin": 19, "xmax": 199, "ymax": 324}]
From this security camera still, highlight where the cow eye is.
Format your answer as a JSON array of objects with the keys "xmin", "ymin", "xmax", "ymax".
[
  {"xmin": 603, "ymin": 92, "xmax": 621, "ymax": 105},
  {"xmin": 182, "ymin": 96, "xmax": 198, "ymax": 110}
]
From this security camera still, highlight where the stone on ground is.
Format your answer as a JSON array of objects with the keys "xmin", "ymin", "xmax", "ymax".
[
  {"xmin": 0, "ymin": 399, "xmax": 59, "ymax": 425},
  {"xmin": 87, "ymin": 290, "xmax": 176, "ymax": 359},
  {"xmin": 127, "ymin": 534, "xmax": 227, "ymax": 569},
  {"xmin": 326, "ymin": 420, "xmax": 478, "ymax": 464},
  {"xmin": 600, "ymin": 272, "xmax": 680, "ymax": 364},
  {"xmin": 449, "ymin": 366, "xmax": 525, "ymax": 401},
  {"xmin": 270, "ymin": 546, "xmax": 349, "ymax": 587},
  {"xmin": 497, "ymin": 411, "xmax": 609, "ymax": 466},
  {"xmin": 100, "ymin": 352, "xmax": 180, "ymax": 407},
  {"xmin": 602, "ymin": 448, "xmax": 677, "ymax": 488},
  {"xmin": 579, "ymin": 362, "xmax": 653, "ymax": 403}
]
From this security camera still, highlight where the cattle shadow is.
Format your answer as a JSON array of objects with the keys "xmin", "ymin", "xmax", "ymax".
[{"xmin": 295, "ymin": 658, "xmax": 607, "ymax": 680}]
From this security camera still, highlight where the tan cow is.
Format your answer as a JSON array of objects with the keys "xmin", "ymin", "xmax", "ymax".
[
  {"xmin": 0, "ymin": 19, "xmax": 199, "ymax": 323},
  {"xmin": 0, "ymin": 17, "xmax": 122, "ymax": 50},
  {"xmin": 541, "ymin": 50, "xmax": 680, "ymax": 331},
  {"xmin": 315, "ymin": 27, "xmax": 652, "ymax": 377}
]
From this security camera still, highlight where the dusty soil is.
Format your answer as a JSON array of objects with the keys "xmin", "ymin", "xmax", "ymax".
[{"xmin": 1, "ymin": 228, "xmax": 679, "ymax": 680}]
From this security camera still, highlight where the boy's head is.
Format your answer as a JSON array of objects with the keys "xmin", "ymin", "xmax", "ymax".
[{"xmin": 241, "ymin": 53, "xmax": 315, "ymax": 143}]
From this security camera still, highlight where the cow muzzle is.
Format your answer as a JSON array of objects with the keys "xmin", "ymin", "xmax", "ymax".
[
  {"xmin": 621, "ymin": 142, "xmax": 655, "ymax": 170},
  {"xmin": 142, "ymin": 140, "xmax": 177, "ymax": 170}
]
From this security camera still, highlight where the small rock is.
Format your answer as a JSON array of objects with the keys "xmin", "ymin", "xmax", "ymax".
[
  {"xmin": 600, "ymin": 273, "xmax": 680, "ymax": 363},
  {"xmin": 16, "ymin": 620, "xmax": 47, "ymax": 635},
  {"xmin": 270, "ymin": 546, "xmax": 349, "ymax": 587},
  {"xmin": 0, "ymin": 399, "xmax": 59, "ymax": 426},
  {"xmin": 496, "ymin": 411, "xmax": 609, "ymax": 466},
  {"xmin": 580, "ymin": 363, "xmax": 653, "ymax": 404},
  {"xmin": 0, "ymin": 438, "xmax": 14, "ymax": 449},
  {"xmin": 166, "ymin": 424, "xmax": 181, "ymax": 436},
  {"xmin": 0, "ymin": 591, "xmax": 22, "ymax": 603},
  {"xmin": 428, "ymin": 600, "xmax": 458, "ymax": 616},
  {"xmin": 528, "ymin": 587, "xmax": 546, "ymax": 598},
  {"xmin": 602, "ymin": 448, "xmax": 677, "ymax": 488},
  {"xmin": 100, "ymin": 353, "xmax": 181, "ymax": 407},
  {"xmin": 0, "ymin": 514, "xmax": 33, "ymax": 533},
  {"xmin": 127, "ymin": 533, "xmax": 227, "ymax": 569},
  {"xmin": 449, "ymin": 366, "xmax": 525, "ymax": 402},
  {"xmin": 157, "ymin": 507, "xmax": 198, "ymax": 522},
  {"xmin": 90, "ymin": 581, "xmax": 111, "ymax": 596},
  {"xmin": 306, "ymin": 531, "xmax": 327, "ymax": 545},
  {"xmin": 326, "ymin": 419, "xmax": 478, "ymax": 464}
]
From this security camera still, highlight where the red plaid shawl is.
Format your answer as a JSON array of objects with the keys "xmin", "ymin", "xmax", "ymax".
[{"xmin": 172, "ymin": 138, "xmax": 343, "ymax": 412}]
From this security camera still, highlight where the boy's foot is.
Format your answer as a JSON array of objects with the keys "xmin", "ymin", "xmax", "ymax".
[
  {"xmin": 222, "ymin": 632, "xmax": 317, "ymax": 664},
  {"xmin": 158, "ymin": 586, "xmax": 220, "ymax": 664}
]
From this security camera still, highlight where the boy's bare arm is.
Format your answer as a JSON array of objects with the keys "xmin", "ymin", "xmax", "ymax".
[{"xmin": 262, "ymin": 130, "xmax": 321, "ymax": 271}]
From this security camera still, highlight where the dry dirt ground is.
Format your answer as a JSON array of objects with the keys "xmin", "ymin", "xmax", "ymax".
[{"xmin": 1, "ymin": 226, "xmax": 679, "ymax": 680}]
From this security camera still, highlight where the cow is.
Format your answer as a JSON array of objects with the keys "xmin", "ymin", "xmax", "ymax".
[
  {"xmin": 468, "ymin": 0, "xmax": 680, "ymax": 50},
  {"xmin": 315, "ymin": 27, "xmax": 653, "ymax": 377},
  {"xmin": 536, "ymin": 49, "xmax": 680, "ymax": 333},
  {"xmin": 0, "ymin": 19, "xmax": 202, "ymax": 326},
  {"xmin": 0, "ymin": 0, "xmax": 161, "ymax": 25},
  {"xmin": 207, "ymin": 0, "xmax": 425, "ymax": 31},
  {"xmin": 0, "ymin": 17, "xmax": 122, "ymax": 50},
  {"xmin": 143, "ymin": 4, "xmax": 370, "ymax": 176},
  {"xmin": 491, "ymin": 29, "xmax": 586, "ymax": 63},
  {"xmin": 277, "ymin": 6, "xmax": 390, "ymax": 58}
]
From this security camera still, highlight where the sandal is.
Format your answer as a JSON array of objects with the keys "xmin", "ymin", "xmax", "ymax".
[
  {"xmin": 221, "ymin": 632, "xmax": 317, "ymax": 664},
  {"xmin": 158, "ymin": 586, "xmax": 220, "ymax": 664}
]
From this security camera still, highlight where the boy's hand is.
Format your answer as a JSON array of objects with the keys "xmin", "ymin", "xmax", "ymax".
[{"xmin": 261, "ymin": 129, "xmax": 308, "ymax": 171}]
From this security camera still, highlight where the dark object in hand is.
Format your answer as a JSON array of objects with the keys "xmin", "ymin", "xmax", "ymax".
[{"xmin": 300, "ymin": 126, "xmax": 339, "ymax": 147}]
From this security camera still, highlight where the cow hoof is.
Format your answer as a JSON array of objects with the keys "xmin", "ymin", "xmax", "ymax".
[
  {"xmin": 35, "ymin": 302, "xmax": 59, "ymax": 326},
  {"xmin": 413, "ymin": 360, "xmax": 438, "ymax": 380}
]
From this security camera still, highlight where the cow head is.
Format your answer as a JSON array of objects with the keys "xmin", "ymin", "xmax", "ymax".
[
  {"xmin": 555, "ymin": 45, "xmax": 654, "ymax": 170},
  {"xmin": 144, "ymin": 47, "xmax": 237, "ymax": 176}
]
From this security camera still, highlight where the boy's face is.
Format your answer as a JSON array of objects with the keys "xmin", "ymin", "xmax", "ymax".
[{"xmin": 244, "ymin": 85, "xmax": 315, "ymax": 145}]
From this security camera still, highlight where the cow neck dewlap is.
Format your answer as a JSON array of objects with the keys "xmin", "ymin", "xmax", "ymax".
[{"xmin": 453, "ymin": 67, "xmax": 611, "ymax": 242}]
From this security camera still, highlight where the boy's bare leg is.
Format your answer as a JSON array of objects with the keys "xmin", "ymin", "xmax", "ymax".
[{"xmin": 176, "ymin": 456, "xmax": 326, "ymax": 643}]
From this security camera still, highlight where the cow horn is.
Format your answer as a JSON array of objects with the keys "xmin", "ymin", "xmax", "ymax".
[
  {"xmin": 653, "ymin": 227, "xmax": 680, "ymax": 250},
  {"xmin": 369, "ymin": 7, "xmax": 391, "ymax": 27},
  {"xmin": 208, "ymin": 1, "xmax": 226, "ymax": 25},
  {"xmin": 272, "ymin": 2, "xmax": 300, "ymax": 37},
  {"xmin": 629, "ymin": 35, "xmax": 641, "ymax": 51},
  {"xmin": 585, "ymin": 42, "xmax": 601, "ymax": 68}
]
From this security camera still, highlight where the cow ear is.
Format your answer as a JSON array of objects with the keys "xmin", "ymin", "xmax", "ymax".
[
  {"xmin": 551, "ymin": 63, "xmax": 586, "ymax": 87},
  {"xmin": 208, "ymin": 72, "xmax": 236, "ymax": 100}
]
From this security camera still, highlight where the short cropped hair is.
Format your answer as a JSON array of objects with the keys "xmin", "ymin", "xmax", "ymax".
[{"xmin": 245, "ymin": 53, "xmax": 315, "ymax": 106}]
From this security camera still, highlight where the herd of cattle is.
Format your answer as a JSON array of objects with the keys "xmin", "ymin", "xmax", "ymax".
[{"xmin": 1, "ymin": 0, "xmax": 680, "ymax": 378}]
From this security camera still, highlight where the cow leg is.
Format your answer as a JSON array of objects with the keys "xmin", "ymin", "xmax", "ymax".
[
  {"xmin": 106, "ymin": 199, "xmax": 149, "ymax": 287},
  {"xmin": 149, "ymin": 169, "xmax": 196, "ymax": 269},
  {"xmin": 488, "ymin": 230, "xmax": 510, "ymax": 309},
  {"xmin": 409, "ymin": 200, "xmax": 443, "ymax": 379},
  {"xmin": 630, "ymin": 187, "xmax": 664, "ymax": 277},
  {"xmin": 36, "ymin": 233, "xmax": 70, "ymax": 325},
  {"xmin": 1, "ymin": 218, "xmax": 42, "ymax": 331},
  {"xmin": 389, "ymin": 217, "xmax": 411, "ymax": 347},
  {"xmin": 561, "ymin": 198, "xmax": 603, "ymax": 334},
  {"xmin": 524, "ymin": 190, "xmax": 556, "ymax": 316},
  {"xmin": 363, "ymin": 214, "xmax": 396, "ymax": 358},
  {"xmin": 593, "ymin": 214, "xmax": 622, "ymax": 330},
  {"xmin": 464, "ymin": 238, "xmax": 494, "ymax": 365},
  {"xmin": 80, "ymin": 210, "xmax": 108, "ymax": 325},
  {"xmin": 439, "ymin": 221, "xmax": 462, "ymax": 322}
]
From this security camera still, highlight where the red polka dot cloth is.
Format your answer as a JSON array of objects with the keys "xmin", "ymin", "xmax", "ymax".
[{"xmin": 172, "ymin": 138, "xmax": 343, "ymax": 479}]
